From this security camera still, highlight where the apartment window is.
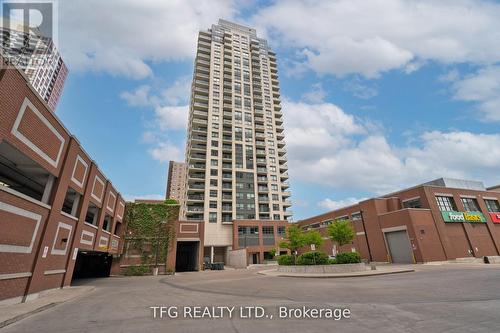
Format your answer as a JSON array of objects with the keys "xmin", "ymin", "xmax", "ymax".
[
  {"xmin": 211, "ymin": 140, "xmax": 218, "ymax": 147},
  {"xmin": 348, "ymin": 212, "xmax": 361, "ymax": 221},
  {"xmin": 210, "ymin": 169, "xmax": 218, "ymax": 176},
  {"xmin": 245, "ymin": 129, "xmax": 253, "ymax": 142},
  {"xmin": 271, "ymin": 175, "xmax": 277, "ymax": 181},
  {"xmin": 461, "ymin": 197, "xmax": 480, "ymax": 211},
  {"xmin": 210, "ymin": 190, "xmax": 217, "ymax": 198},
  {"xmin": 210, "ymin": 201, "xmax": 217, "ymax": 209},
  {"xmin": 212, "ymin": 115, "xmax": 219, "ymax": 122},
  {"xmin": 211, "ymin": 159, "xmax": 218, "ymax": 166},
  {"xmin": 235, "ymin": 127, "xmax": 243, "ymax": 141},
  {"xmin": 272, "ymin": 194, "xmax": 279, "ymax": 201},
  {"xmin": 212, "ymin": 132, "xmax": 219, "ymax": 138},
  {"xmin": 402, "ymin": 198, "xmax": 422, "ymax": 209},
  {"xmin": 269, "ymin": 148, "xmax": 275, "ymax": 155},
  {"xmin": 212, "ymin": 123, "xmax": 219, "ymax": 130},
  {"xmin": 61, "ymin": 187, "xmax": 81, "ymax": 217},
  {"xmin": 211, "ymin": 150, "xmax": 218, "ymax": 156},
  {"xmin": 262, "ymin": 226, "xmax": 274, "ymax": 235},
  {"xmin": 114, "ymin": 222, "xmax": 122, "ymax": 236},
  {"xmin": 235, "ymin": 96, "xmax": 242, "ymax": 108},
  {"xmin": 271, "ymin": 184, "xmax": 278, "ymax": 191},
  {"xmin": 485, "ymin": 199, "xmax": 500, "ymax": 212},
  {"xmin": 209, "ymin": 212, "xmax": 217, "ymax": 223},
  {"xmin": 270, "ymin": 166, "xmax": 276, "ymax": 172},
  {"xmin": 436, "ymin": 196, "xmax": 457, "ymax": 212},
  {"xmin": 244, "ymin": 84, "xmax": 251, "ymax": 96},
  {"xmin": 212, "ymin": 107, "xmax": 219, "ymax": 113},
  {"xmin": 273, "ymin": 204, "xmax": 279, "ymax": 211},
  {"xmin": 278, "ymin": 226, "xmax": 286, "ymax": 235},
  {"xmin": 234, "ymin": 82, "xmax": 241, "ymax": 93},
  {"xmin": 235, "ymin": 111, "xmax": 242, "ymax": 121},
  {"xmin": 84, "ymin": 202, "xmax": 100, "ymax": 226},
  {"xmin": 102, "ymin": 214, "xmax": 112, "ymax": 232}
]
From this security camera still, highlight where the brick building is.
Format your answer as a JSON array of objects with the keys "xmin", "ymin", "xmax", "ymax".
[
  {"xmin": 118, "ymin": 199, "xmax": 286, "ymax": 272},
  {"xmin": 0, "ymin": 59, "xmax": 125, "ymax": 304},
  {"xmin": 298, "ymin": 178, "xmax": 500, "ymax": 264}
]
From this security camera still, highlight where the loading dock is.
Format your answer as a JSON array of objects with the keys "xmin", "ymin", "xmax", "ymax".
[
  {"xmin": 384, "ymin": 229, "xmax": 414, "ymax": 264},
  {"xmin": 175, "ymin": 241, "xmax": 199, "ymax": 272},
  {"xmin": 72, "ymin": 251, "xmax": 113, "ymax": 280}
]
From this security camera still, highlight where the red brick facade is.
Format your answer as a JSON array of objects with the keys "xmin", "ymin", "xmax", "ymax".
[
  {"xmin": 298, "ymin": 184, "xmax": 500, "ymax": 263},
  {"xmin": 0, "ymin": 64, "xmax": 125, "ymax": 303}
]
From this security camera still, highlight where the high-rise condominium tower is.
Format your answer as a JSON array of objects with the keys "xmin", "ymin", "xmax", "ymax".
[
  {"xmin": 1, "ymin": 20, "xmax": 68, "ymax": 111},
  {"xmin": 166, "ymin": 161, "xmax": 187, "ymax": 206},
  {"xmin": 183, "ymin": 19, "xmax": 292, "ymax": 251}
]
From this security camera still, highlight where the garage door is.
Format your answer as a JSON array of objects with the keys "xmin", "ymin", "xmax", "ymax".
[{"xmin": 385, "ymin": 230, "xmax": 414, "ymax": 264}]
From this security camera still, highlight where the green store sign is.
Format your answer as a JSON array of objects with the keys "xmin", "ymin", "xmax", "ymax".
[{"xmin": 441, "ymin": 211, "xmax": 486, "ymax": 223}]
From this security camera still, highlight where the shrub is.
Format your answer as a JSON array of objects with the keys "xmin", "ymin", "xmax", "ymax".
[
  {"xmin": 328, "ymin": 258, "xmax": 337, "ymax": 265},
  {"xmin": 277, "ymin": 254, "xmax": 295, "ymax": 265},
  {"xmin": 296, "ymin": 251, "xmax": 329, "ymax": 265},
  {"xmin": 335, "ymin": 252, "xmax": 362, "ymax": 264},
  {"xmin": 123, "ymin": 265, "xmax": 150, "ymax": 276}
]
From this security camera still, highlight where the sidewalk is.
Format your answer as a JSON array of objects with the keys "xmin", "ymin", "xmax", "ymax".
[
  {"xmin": 258, "ymin": 266, "xmax": 414, "ymax": 278},
  {"xmin": 0, "ymin": 286, "xmax": 95, "ymax": 329}
]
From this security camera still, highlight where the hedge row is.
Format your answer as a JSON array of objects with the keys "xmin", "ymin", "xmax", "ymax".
[{"xmin": 277, "ymin": 251, "xmax": 361, "ymax": 266}]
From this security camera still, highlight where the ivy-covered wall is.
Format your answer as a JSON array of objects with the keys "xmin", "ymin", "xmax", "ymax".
[{"xmin": 114, "ymin": 200, "xmax": 180, "ymax": 275}]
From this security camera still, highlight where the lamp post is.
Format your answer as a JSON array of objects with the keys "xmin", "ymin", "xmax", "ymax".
[{"xmin": 360, "ymin": 210, "xmax": 373, "ymax": 262}]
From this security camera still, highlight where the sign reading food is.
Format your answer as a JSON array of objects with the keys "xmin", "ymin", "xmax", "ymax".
[{"xmin": 441, "ymin": 211, "xmax": 486, "ymax": 223}]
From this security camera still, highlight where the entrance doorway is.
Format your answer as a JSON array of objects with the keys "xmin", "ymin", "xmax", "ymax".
[
  {"xmin": 175, "ymin": 241, "xmax": 199, "ymax": 272},
  {"xmin": 72, "ymin": 251, "xmax": 112, "ymax": 280},
  {"xmin": 385, "ymin": 230, "xmax": 414, "ymax": 264}
]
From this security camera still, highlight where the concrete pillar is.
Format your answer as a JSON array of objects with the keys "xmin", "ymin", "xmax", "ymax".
[{"xmin": 210, "ymin": 246, "xmax": 214, "ymax": 263}]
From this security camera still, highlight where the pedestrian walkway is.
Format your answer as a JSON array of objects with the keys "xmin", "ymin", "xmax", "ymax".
[{"xmin": 0, "ymin": 286, "xmax": 95, "ymax": 329}]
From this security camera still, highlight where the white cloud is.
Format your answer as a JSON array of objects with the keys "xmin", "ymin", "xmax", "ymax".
[
  {"xmin": 122, "ymin": 193, "xmax": 165, "ymax": 202},
  {"xmin": 451, "ymin": 66, "xmax": 500, "ymax": 121},
  {"xmin": 318, "ymin": 197, "xmax": 366, "ymax": 211},
  {"xmin": 121, "ymin": 77, "xmax": 190, "ymax": 130},
  {"xmin": 161, "ymin": 76, "xmax": 191, "ymax": 105},
  {"xmin": 343, "ymin": 78, "xmax": 378, "ymax": 100},
  {"xmin": 301, "ymin": 83, "xmax": 326, "ymax": 103},
  {"xmin": 120, "ymin": 85, "xmax": 155, "ymax": 107},
  {"xmin": 58, "ymin": 0, "xmax": 238, "ymax": 78},
  {"xmin": 155, "ymin": 105, "xmax": 189, "ymax": 131},
  {"xmin": 284, "ymin": 100, "xmax": 500, "ymax": 194},
  {"xmin": 252, "ymin": 0, "xmax": 500, "ymax": 78},
  {"xmin": 148, "ymin": 141, "xmax": 184, "ymax": 163}
]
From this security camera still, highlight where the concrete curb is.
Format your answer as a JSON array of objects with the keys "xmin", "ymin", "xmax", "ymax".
[
  {"xmin": 0, "ymin": 302, "xmax": 58, "ymax": 329},
  {"xmin": 257, "ymin": 268, "xmax": 414, "ymax": 278},
  {"xmin": 0, "ymin": 286, "xmax": 95, "ymax": 329}
]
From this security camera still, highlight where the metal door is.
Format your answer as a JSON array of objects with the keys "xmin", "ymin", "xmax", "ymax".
[{"xmin": 385, "ymin": 230, "xmax": 414, "ymax": 263}]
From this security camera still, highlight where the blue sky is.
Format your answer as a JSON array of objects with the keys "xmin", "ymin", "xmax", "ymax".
[{"xmin": 51, "ymin": 0, "xmax": 500, "ymax": 220}]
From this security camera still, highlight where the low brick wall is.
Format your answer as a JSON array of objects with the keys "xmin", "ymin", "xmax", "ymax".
[{"xmin": 277, "ymin": 263, "xmax": 367, "ymax": 274}]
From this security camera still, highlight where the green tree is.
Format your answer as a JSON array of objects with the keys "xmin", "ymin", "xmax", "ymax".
[
  {"xmin": 327, "ymin": 220, "xmax": 355, "ymax": 253},
  {"xmin": 303, "ymin": 230, "xmax": 324, "ymax": 265},
  {"xmin": 278, "ymin": 225, "xmax": 306, "ymax": 263},
  {"xmin": 304, "ymin": 230, "xmax": 324, "ymax": 250}
]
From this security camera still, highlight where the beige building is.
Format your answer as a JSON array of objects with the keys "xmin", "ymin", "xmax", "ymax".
[
  {"xmin": 182, "ymin": 19, "xmax": 292, "ymax": 259},
  {"xmin": 166, "ymin": 161, "xmax": 187, "ymax": 205}
]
